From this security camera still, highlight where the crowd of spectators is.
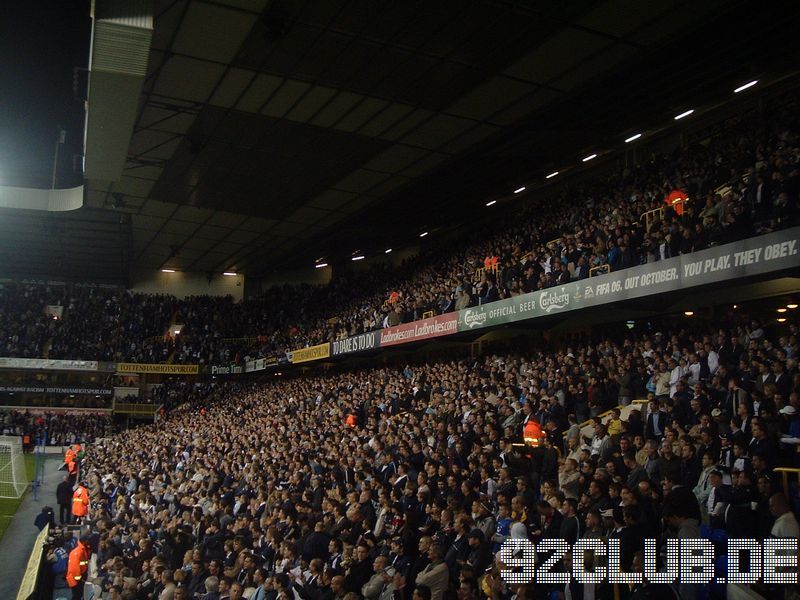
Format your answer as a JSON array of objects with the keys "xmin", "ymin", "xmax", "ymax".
[
  {"xmin": 67, "ymin": 310, "xmax": 800, "ymax": 600},
  {"xmin": 148, "ymin": 379, "xmax": 217, "ymax": 412},
  {"xmin": 0, "ymin": 283, "xmax": 64, "ymax": 358},
  {"xmin": 1, "ymin": 409, "xmax": 113, "ymax": 446},
  {"xmin": 0, "ymin": 95, "xmax": 797, "ymax": 366}
]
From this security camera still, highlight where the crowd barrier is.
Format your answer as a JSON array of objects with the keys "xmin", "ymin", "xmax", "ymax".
[{"xmin": 15, "ymin": 524, "xmax": 48, "ymax": 600}]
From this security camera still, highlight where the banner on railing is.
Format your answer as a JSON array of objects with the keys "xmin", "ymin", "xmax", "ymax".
[
  {"xmin": 289, "ymin": 343, "xmax": 331, "ymax": 364},
  {"xmin": 332, "ymin": 331, "xmax": 381, "ymax": 356},
  {"xmin": 0, "ymin": 357, "xmax": 100, "ymax": 372},
  {"xmin": 116, "ymin": 363, "xmax": 199, "ymax": 375},
  {"xmin": 245, "ymin": 355, "xmax": 282, "ymax": 372},
  {"xmin": 380, "ymin": 314, "xmax": 458, "ymax": 347},
  {"xmin": 210, "ymin": 363, "xmax": 244, "ymax": 375},
  {"xmin": 457, "ymin": 226, "xmax": 800, "ymax": 332},
  {"xmin": 0, "ymin": 386, "xmax": 113, "ymax": 395}
]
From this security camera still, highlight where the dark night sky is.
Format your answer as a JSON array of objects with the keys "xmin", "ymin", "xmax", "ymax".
[{"xmin": 0, "ymin": 0, "xmax": 91, "ymax": 189}]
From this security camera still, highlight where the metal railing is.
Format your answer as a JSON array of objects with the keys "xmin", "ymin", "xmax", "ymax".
[
  {"xmin": 112, "ymin": 401, "xmax": 160, "ymax": 417},
  {"xmin": 773, "ymin": 467, "xmax": 800, "ymax": 498},
  {"xmin": 641, "ymin": 197, "xmax": 689, "ymax": 231}
]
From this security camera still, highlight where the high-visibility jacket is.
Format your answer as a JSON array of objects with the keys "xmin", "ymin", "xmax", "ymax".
[
  {"xmin": 65, "ymin": 448, "xmax": 75, "ymax": 465},
  {"xmin": 67, "ymin": 459, "xmax": 78, "ymax": 475},
  {"xmin": 72, "ymin": 485, "xmax": 89, "ymax": 517},
  {"xmin": 66, "ymin": 541, "xmax": 90, "ymax": 587},
  {"xmin": 523, "ymin": 419, "xmax": 544, "ymax": 448},
  {"xmin": 664, "ymin": 189, "xmax": 688, "ymax": 216}
]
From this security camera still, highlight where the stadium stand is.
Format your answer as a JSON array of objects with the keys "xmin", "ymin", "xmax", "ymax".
[
  {"xmin": 3, "ymin": 6, "xmax": 800, "ymax": 600},
  {"xmin": 39, "ymin": 307, "xmax": 794, "ymax": 600},
  {"xmin": 0, "ymin": 95, "xmax": 798, "ymax": 366}
]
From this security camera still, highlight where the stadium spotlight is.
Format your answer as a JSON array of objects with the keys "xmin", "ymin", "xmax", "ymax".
[
  {"xmin": 684, "ymin": 311, "xmax": 694, "ymax": 316},
  {"xmin": 385, "ymin": 248, "xmax": 392, "ymax": 254},
  {"xmin": 546, "ymin": 171, "xmax": 559, "ymax": 179},
  {"xmin": 625, "ymin": 133, "xmax": 642, "ymax": 143},
  {"xmin": 314, "ymin": 263, "xmax": 328, "ymax": 269},
  {"xmin": 777, "ymin": 317, "xmax": 787, "ymax": 323},
  {"xmin": 351, "ymin": 255, "xmax": 365, "ymax": 261},
  {"xmin": 419, "ymin": 231, "xmax": 428, "ymax": 237},
  {"xmin": 582, "ymin": 154, "xmax": 597, "ymax": 162},
  {"xmin": 486, "ymin": 200, "xmax": 497, "ymax": 206},
  {"xmin": 734, "ymin": 80, "xmax": 758, "ymax": 93},
  {"xmin": 674, "ymin": 109, "xmax": 694, "ymax": 120},
  {"xmin": 161, "ymin": 268, "xmax": 176, "ymax": 273},
  {"xmin": 787, "ymin": 304, "xmax": 798, "ymax": 309},
  {"xmin": 513, "ymin": 186, "xmax": 526, "ymax": 194},
  {"xmin": 777, "ymin": 308, "xmax": 787, "ymax": 313},
  {"xmin": 223, "ymin": 272, "xmax": 237, "ymax": 276}
]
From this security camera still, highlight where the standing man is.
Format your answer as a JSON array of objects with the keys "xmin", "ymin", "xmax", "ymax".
[
  {"xmin": 66, "ymin": 535, "xmax": 91, "ymax": 600},
  {"xmin": 71, "ymin": 480, "xmax": 90, "ymax": 524},
  {"xmin": 57, "ymin": 475, "xmax": 73, "ymax": 525}
]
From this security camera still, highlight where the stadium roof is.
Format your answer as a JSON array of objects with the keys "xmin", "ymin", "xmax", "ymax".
[{"xmin": 2, "ymin": 0, "xmax": 799, "ymax": 281}]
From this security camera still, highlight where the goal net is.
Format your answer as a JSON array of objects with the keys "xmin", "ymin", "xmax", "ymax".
[{"xmin": 0, "ymin": 436, "xmax": 27, "ymax": 499}]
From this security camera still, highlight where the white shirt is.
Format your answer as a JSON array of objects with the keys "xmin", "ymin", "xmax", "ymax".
[
  {"xmin": 687, "ymin": 363, "xmax": 701, "ymax": 385},
  {"xmin": 771, "ymin": 511, "xmax": 800, "ymax": 538},
  {"xmin": 707, "ymin": 351, "xmax": 719, "ymax": 375},
  {"xmin": 669, "ymin": 366, "xmax": 685, "ymax": 396}
]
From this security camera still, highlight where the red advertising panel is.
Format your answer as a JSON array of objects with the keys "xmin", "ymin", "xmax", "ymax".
[{"xmin": 379, "ymin": 314, "xmax": 458, "ymax": 347}]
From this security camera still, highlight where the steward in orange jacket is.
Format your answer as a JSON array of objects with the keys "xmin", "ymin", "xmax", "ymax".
[
  {"xmin": 523, "ymin": 419, "xmax": 544, "ymax": 448},
  {"xmin": 66, "ymin": 537, "xmax": 91, "ymax": 597},
  {"xmin": 72, "ymin": 482, "xmax": 90, "ymax": 521}
]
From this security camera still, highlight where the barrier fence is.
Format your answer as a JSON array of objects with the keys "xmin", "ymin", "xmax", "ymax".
[{"xmin": 15, "ymin": 524, "xmax": 48, "ymax": 600}]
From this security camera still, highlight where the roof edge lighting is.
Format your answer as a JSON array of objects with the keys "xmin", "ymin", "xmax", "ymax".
[{"xmin": 734, "ymin": 80, "xmax": 758, "ymax": 93}]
